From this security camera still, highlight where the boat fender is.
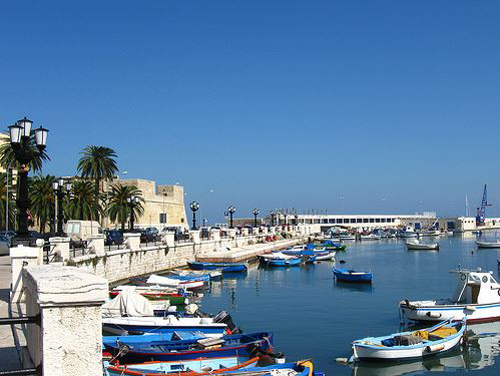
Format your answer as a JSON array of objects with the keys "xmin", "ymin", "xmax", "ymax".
[
  {"xmin": 426, "ymin": 312, "xmax": 442, "ymax": 318},
  {"xmin": 464, "ymin": 306, "xmax": 477, "ymax": 312},
  {"xmin": 426, "ymin": 344, "xmax": 445, "ymax": 352},
  {"xmin": 335, "ymin": 358, "xmax": 349, "ymax": 364}
]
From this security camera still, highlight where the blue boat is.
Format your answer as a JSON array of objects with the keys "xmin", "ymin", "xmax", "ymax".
[
  {"xmin": 105, "ymin": 356, "xmax": 260, "ymax": 376},
  {"xmin": 223, "ymin": 360, "xmax": 318, "ymax": 376},
  {"xmin": 333, "ymin": 268, "xmax": 373, "ymax": 283},
  {"xmin": 188, "ymin": 262, "xmax": 247, "ymax": 273},
  {"xmin": 103, "ymin": 331, "xmax": 274, "ymax": 363},
  {"xmin": 259, "ymin": 253, "xmax": 302, "ymax": 267}
]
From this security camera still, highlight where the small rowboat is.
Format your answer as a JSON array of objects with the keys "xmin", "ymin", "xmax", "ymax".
[
  {"xmin": 105, "ymin": 356, "xmax": 260, "ymax": 376},
  {"xmin": 259, "ymin": 253, "xmax": 302, "ymax": 267},
  {"xmin": 333, "ymin": 268, "xmax": 373, "ymax": 283},
  {"xmin": 405, "ymin": 239, "xmax": 439, "ymax": 251},
  {"xmin": 220, "ymin": 360, "xmax": 318, "ymax": 376},
  {"xmin": 188, "ymin": 262, "xmax": 248, "ymax": 273},
  {"xmin": 351, "ymin": 319, "xmax": 466, "ymax": 362},
  {"xmin": 476, "ymin": 241, "xmax": 500, "ymax": 249},
  {"xmin": 103, "ymin": 332, "xmax": 273, "ymax": 363}
]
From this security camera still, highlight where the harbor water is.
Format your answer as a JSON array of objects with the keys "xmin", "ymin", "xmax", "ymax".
[{"xmin": 198, "ymin": 234, "xmax": 500, "ymax": 375}]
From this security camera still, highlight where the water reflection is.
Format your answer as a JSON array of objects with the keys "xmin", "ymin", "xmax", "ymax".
[
  {"xmin": 350, "ymin": 321, "xmax": 500, "ymax": 375},
  {"xmin": 335, "ymin": 281, "xmax": 374, "ymax": 293}
]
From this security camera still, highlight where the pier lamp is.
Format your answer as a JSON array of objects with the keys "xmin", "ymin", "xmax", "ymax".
[
  {"xmin": 53, "ymin": 177, "xmax": 72, "ymax": 235},
  {"xmin": 228, "ymin": 205, "xmax": 236, "ymax": 228},
  {"xmin": 270, "ymin": 210, "xmax": 276, "ymax": 226},
  {"xmin": 8, "ymin": 117, "xmax": 49, "ymax": 244},
  {"xmin": 190, "ymin": 201, "xmax": 200, "ymax": 230},
  {"xmin": 127, "ymin": 195, "xmax": 140, "ymax": 230},
  {"xmin": 252, "ymin": 208, "xmax": 259, "ymax": 227}
]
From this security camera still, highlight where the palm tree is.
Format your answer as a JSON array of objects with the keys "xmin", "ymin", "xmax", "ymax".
[
  {"xmin": 0, "ymin": 172, "xmax": 16, "ymax": 230},
  {"xmin": 0, "ymin": 132, "xmax": 50, "ymax": 172},
  {"xmin": 64, "ymin": 179, "xmax": 102, "ymax": 221},
  {"xmin": 77, "ymin": 146, "xmax": 118, "ymax": 204},
  {"xmin": 29, "ymin": 174, "xmax": 55, "ymax": 233},
  {"xmin": 108, "ymin": 184, "xmax": 144, "ymax": 230}
]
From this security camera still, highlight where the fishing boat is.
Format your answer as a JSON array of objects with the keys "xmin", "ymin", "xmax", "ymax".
[
  {"xmin": 333, "ymin": 268, "xmax": 373, "ymax": 283},
  {"xmin": 321, "ymin": 240, "xmax": 347, "ymax": 251},
  {"xmin": 259, "ymin": 253, "xmax": 302, "ymax": 267},
  {"xmin": 282, "ymin": 247, "xmax": 334, "ymax": 261},
  {"xmin": 103, "ymin": 332, "xmax": 274, "ymax": 363},
  {"xmin": 146, "ymin": 274, "xmax": 205, "ymax": 289},
  {"xmin": 105, "ymin": 356, "xmax": 260, "ymax": 376},
  {"xmin": 400, "ymin": 267, "xmax": 500, "ymax": 322},
  {"xmin": 188, "ymin": 262, "xmax": 248, "ymax": 273},
  {"xmin": 405, "ymin": 239, "xmax": 439, "ymax": 251},
  {"xmin": 476, "ymin": 240, "xmax": 500, "ymax": 249},
  {"xmin": 418, "ymin": 230, "xmax": 441, "ymax": 237},
  {"xmin": 221, "ymin": 360, "xmax": 317, "ymax": 376},
  {"xmin": 102, "ymin": 315, "xmax": 229, "ymax": 336},
  {"xmin": 339, "ymin": 234, "xmax": 356, "ymax": 241},
  {"xmin": 399, "ymin": 227, "xmax": 418, "ymax": 238},
  {"xmin": 360, "ymin": 234, "xmax": 381, "ymax": 241},
  {"xmin": 109, "ymin": 286, "xmax": 189, "ymax": 305},
  {"xmin": 351, "ymin": 319, "xmax": 466, "ymax": 362}
]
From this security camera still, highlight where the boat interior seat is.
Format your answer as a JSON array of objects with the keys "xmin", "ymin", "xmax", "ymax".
[{"xmin": 381, "ymin": 335, "xmax": 423, "ymax": 347}]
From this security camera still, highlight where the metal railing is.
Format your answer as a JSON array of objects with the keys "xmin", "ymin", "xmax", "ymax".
[{"xmin": 0, "ymin": 311, "xmax": 41, "ymax": 376}]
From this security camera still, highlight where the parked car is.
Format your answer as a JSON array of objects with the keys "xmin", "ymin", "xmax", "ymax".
[
  {"xmin": 0, "ymin": 235, "xmax": 10, "ymax": 255},
  {"xmin": 105, "ymin": 230, "xmax": 124, "ymax": 246},
  {"xmin": 65, "ymin": 220, "xmax": 103, "ymax": 243},
  {"xmin": 160, "ymin": 226, "xmax": 184, "ymax": 240},
  {"xmin": 140, "ymin": 227, "xmax": 159, "ymax": 243}
]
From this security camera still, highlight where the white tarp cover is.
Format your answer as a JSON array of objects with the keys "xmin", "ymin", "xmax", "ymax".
[
  {"xmin": 147, "ymin": 274, "xmax": 181, "ymax": 287},
  {"xmin": 102, "ymin": 288, "xmax": 154, "ymax": 318}
]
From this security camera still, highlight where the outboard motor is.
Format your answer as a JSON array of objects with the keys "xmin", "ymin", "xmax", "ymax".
[{"xmin": 213, "ymin": 310, "xmax": 240, "ymax": 334}]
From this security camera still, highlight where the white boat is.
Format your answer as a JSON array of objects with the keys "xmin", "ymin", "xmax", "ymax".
[
  {"xmin": 399, "ymin": 227, "xmax": 418, "ymax": 238},
  {"xmin": 351, "ymin": 319, "xmax": 466, "ymax": 362},
  {"xmin": 360, "ymin": 234, "xmax": 381, "ymax": 241},
  {"xmin": 147, "ymin": 274, "xmax": 205, "ymax": 289},
  {"xmin": 339, "ymin": 234, "xmax": 356, "ymax": 241},
  {"xmin": 400, "ymin": 268, "xmax": 500, "ymax": 322},
  {"xmin": 476, "ymin": 241, "xmax": 500, "ymax": 249},
  {"xmin": 418, "ymin": 230, "xmax": 441, "ymax": 237},
  {"xmin": 405, "ymin": 239, "xmax": 439, "ymax": 251},
  {"xmin": 102, "ymin": 315, "xmax": 228, "ymax": 337}
]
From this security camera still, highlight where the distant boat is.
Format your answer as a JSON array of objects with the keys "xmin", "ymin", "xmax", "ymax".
[
  {"xmin": 339, "ymin": 234, "xmax": 356, "ymax": 241},
  {"xmin": 360, "ymin": 234, "xmax": 380, "ymax": 241},
  {"xmin": 399, "ymin": 227, "xmax": 417, "ymax": 238},
  {"xmin": 476, "ymin": 241, "xmax": 500, "ymax": 249},
  {"xmin": 351, "ymin": 319, "xmax": 466, "ymax": 362},
  {"xmin": 405, "ymin": 239, "xmax": 439, "ymax": 251},
  {"xmin": 188, "ymin": 262, "xmax": 248, "ymax": 273},
  {"xmin": 333, "ymin": 268, "xmax": 373, "ymax": 283}
]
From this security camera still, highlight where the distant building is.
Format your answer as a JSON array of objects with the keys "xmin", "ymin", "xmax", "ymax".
[
  {"xmin": 276, "ymin": 212, "xmax": 438, "ymax": 231},
  {"xmin": 105, "ymin": 178, "xmax": 187, "ymax": 229}
]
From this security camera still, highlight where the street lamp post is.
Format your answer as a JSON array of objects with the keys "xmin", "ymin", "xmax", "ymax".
[
  {"xmin": 189, "ymin": 201, "xmax": 200, "ymax": 230},
  {"xmin": 8, "ymin": 117, "xmax": 48, "ymax": 243},
  {"xmin": 127, "ymin": 196, "xmax": 139, "ymax": 230},
  {"xmin": 52, "ymin": 177, "xmax": 71, "ymax": 235},
  {"xmin": 228, "ymin": 205, "xmax": 236, "ymax": 228},
  {"xmin": 270, "ymin": 210, "xmax": 276, "ymax": 226},
  {"xmin": 252, "ymin": 208, "xmax": 259, "ymax": 227}
]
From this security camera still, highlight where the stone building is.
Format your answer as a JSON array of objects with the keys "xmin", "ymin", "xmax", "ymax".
[{"xmin": 105, "ymin": 178, "xmax": 188, "ymax": 230}]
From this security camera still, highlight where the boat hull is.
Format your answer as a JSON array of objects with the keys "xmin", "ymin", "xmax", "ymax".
[
  {"xmin": 188, "ymin": 262, "xmax": 247, "ymax": 273},
  {"xmin": 406, "ymin": 243, "xmax": 439, "ymax": 251},
  {"xmin": 333, "ymin": 268, "xmax": 373, "ymax": 283},
  {"xmin": 400, "ymin": 302, "xmax": 500, "ymax": 322},
  {"xmin": 476, "ymin": 241, "xmax": 500, "ymax": 249},
  {"xmin": 353, "ymin": 333, "xmax": 463, "ymax": 362}
]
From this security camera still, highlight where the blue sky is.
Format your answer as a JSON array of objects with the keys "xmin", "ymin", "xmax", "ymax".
[{"xmin": 1, "ymin": 1, "xmax": 500, "ymax": 222}]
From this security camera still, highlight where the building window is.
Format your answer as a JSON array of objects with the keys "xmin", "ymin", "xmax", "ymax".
[
  {"xmin": 350, "ymin": 218, "xmax": 356, "ymax": 223},
  {"xmin": 181, "ymin": 218, "xmax": 184, "ymax": 223},
  {"xmin": 159, "ymin": 213, "xmax": 167, "ymax": 224},
  {"xmin": 363, "ymin": 218, "xmax": 368, "ymax": 223},
  {"xmin": 369, "ymin": 218, "xmax": 375, "ymax": 223},
  {"xmin": 337, "ymin": 219, "xmax": 343, "ymax": 224},
  {"xmin": 329, "ymin": 219, "xmax": 335, "ymax": 223},
  {"xmin": 375, "ymin": 218, "xmax": 381, "ymax": 223},
  {"xmin": 343, "ymin": 218, "xmax": 349, "ymax": 224},
  {"xmin": 357, "ymin": 218, "xmax": 362, "ymax": 223}
]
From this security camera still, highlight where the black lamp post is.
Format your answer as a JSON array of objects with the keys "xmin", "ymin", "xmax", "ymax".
[
  {"xmin": 190, "ymin": 201, "xmax": 200, "ymax": 230},
  {"xmin": 127, "ymin": 196, "xmax": 139, "ymax": 230},
  {"xmin": 8, "ymin": 117, "xmax": 48, "ymax": 243},
  {"xmin": 270, "ymin": 210, "xmax": 276, "ymax": 226},
  {"xmin": 228, "ymin": 205, "xmax": 236, "ymax": 228},
  {"xmin": 252, "ymin": 208, "xmax": 259, "ymax": 227},
  {"xmin": 53, "ymin": 177, "xmax": 71, "ymax": 236}
]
